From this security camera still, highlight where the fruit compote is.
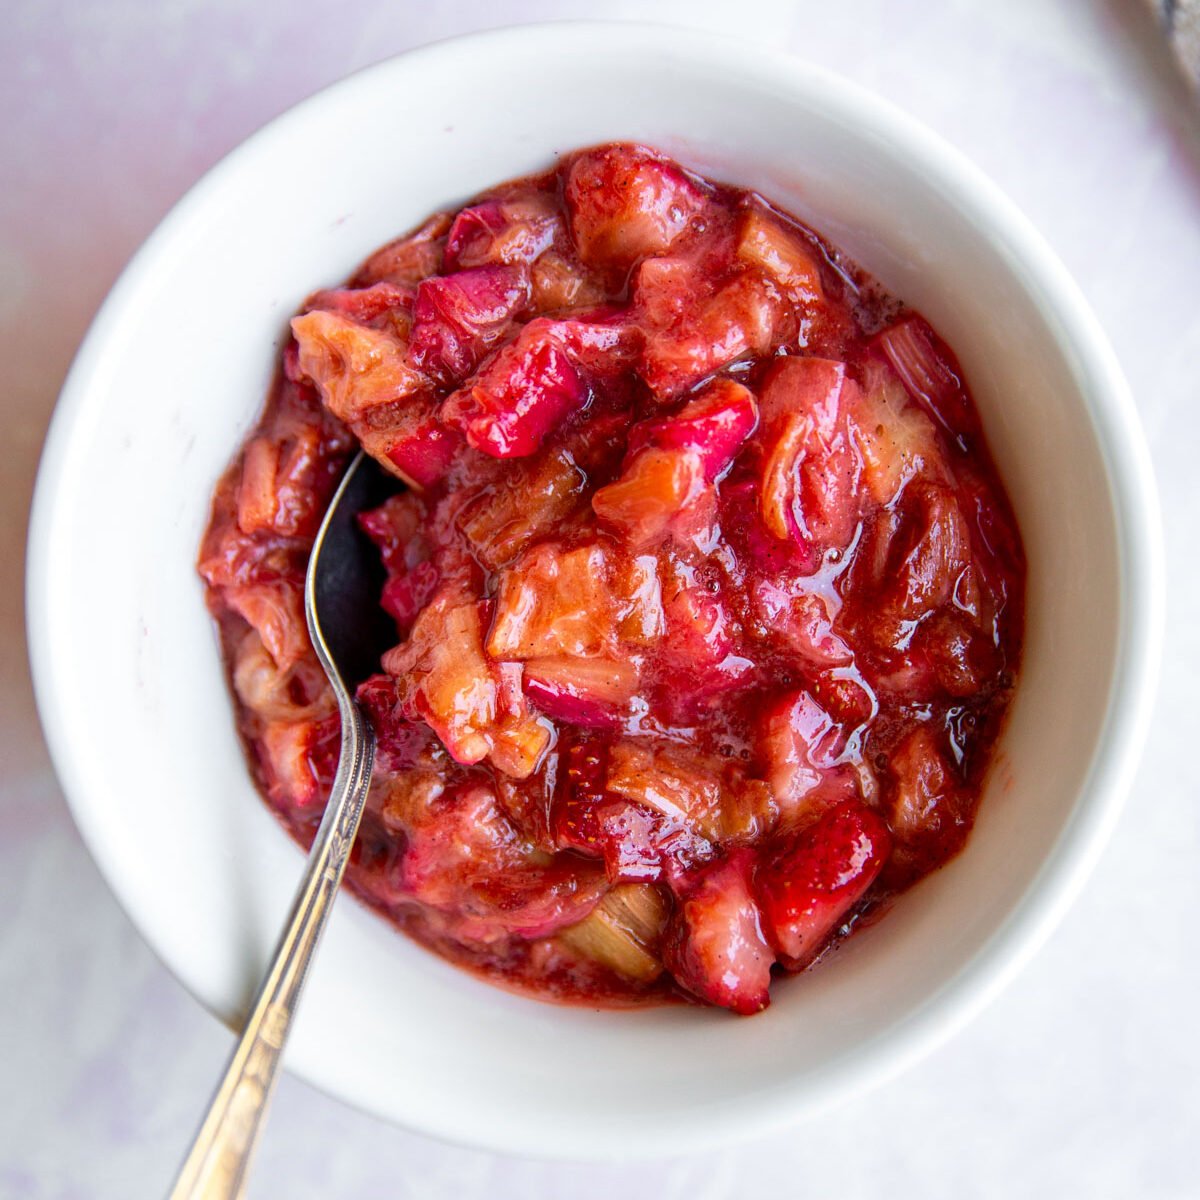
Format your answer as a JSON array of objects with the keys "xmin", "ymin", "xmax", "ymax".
[{"xmin": 199, "ymin": 144, "xmax": 1024, "ymax": 1015}]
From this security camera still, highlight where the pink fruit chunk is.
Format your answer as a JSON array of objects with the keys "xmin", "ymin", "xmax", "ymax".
[
  {"xmin": 354, "ymin": 212, "xmax": 451, "ymax": 287},
  {"xmin": 290, "ymin": 309, "xmax": 427, "ymax": 426},
  {"xmin": 305, "ymin": 281, "xmax": 413, "ymax": 327},
  {"xmin": 382, "ymin": 592, "xmax": 551, "ymax": 776},
  {"xmin": 456, "ymin": 447, "xmax": 587, "ymax": 569},
  {"xmin": 736, "ymin": 205, "xmax": 825, "ymax": 304},
  {"xmin": 259, "ymin": 714, "xmax": 340, "ymax": 809},
  {"xmin": 756, "ymin": 799, "xmax": 891, "ymax": 965},
  {"xmin": 875, "ymin": 481, "xmax": 972, "ymax": 628},
  {"xmin": 664, "ymin": 852, "xmax": 774, "ymax": 1015},
  {"xmin": 487, "ymin": 541, "xmax": 619, "ymax": 660},
  {"xmin": 750, "ymin": 582, "xmax": 853, "ymax": 667},
  {"xmin": 523, "ymin": 657, "xmax": 639, "ymax": 728},
  {"xmin": 564, "ymin": 143, "xmax": 709, "ymax": 270},
  {"xmin": 592, "ymin": 447, "xmax": 709, "ymax": 548},
  {"xmin": 441, "ymin": 319, "xmax": 588, "ymax": 457},
  {"xmin": 875, "ymin": 315, "xmax": 978, "ymax": 445},
  {"xmin": 443, "ymin": 193, "xmax": 563, "ymax": 270},
  {"xmin": 638, "ymin": 269, "xmax": 795, "ymax": 398},
  {"xmin": 652, "ymin": 583, "xmax": 753, "ymax": 719},
  {"xmin": 757, "ymin": 356, "xmax": 862, "ymax": 561},
  {"xmin": 758, "ymin": 688, "xmax": 871, "ymax": 825},
  {"xmin": 379, "ymin": 406, "xmax": 463, "ymax": 489},
  {"xmin": 355, "ymin": 674, "xmax": 431, "ymax": 773},
  {"xmin": 625, "ymin": 378, "xmax": 758, "ymax": 483},
  {"xmin": 392, "ymin": 782, "xmax": 607, "ymax": 942},
  {"xmin": 882, "ymin": 726, "xmax": 969, "ymax": 884},
  {"xmin": 409, "ymin": 264, "xmax": 531, "ymax": 385}
]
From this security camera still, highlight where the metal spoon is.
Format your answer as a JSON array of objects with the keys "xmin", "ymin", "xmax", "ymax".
[{"xmin": 170, "ymin": 451, "xmax": 395, "ymax": 1199}]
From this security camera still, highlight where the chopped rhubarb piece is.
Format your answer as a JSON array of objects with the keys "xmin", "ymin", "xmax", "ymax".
[
  {"xmin": 756, "ymin": 799, "xmax": 891, "ymax": 965},
  {"xmin": 750, "ymin": 582, "xmax": 854, "ymax": 667},
  {"xmin": 638, "ymin": 269, "xmax": 795, "ymax": 398},
  {"xmin": 876, "ymin": 315, "xmax": 979, "ymax": 445},
  {"xmin": 531, "ymin": 251, "xmax": 607, "ymax": 312},
  {"xmin": 354, "ymin": 212, "xmax": 451, "ymax": 287},
  {"xmin": 259, "ymin": 714, "xmax": 340, "ymax": 808},
  {"xmin": 849, "ymin": 360, "xmax": 945, "ymax": 505},
  {"xmin": 876, "ymin": 481, "xmax": 972, "ymax": 626},
  {"xmin": 757, "ymin": 356, "xmax": 861, "ymax": 561},
  {"xmin": 441, "ymin": 319, "xmax": 587, "ymax": 457},
  {"xmin": 305, "ymin": 281, "xmax": 413, "ymax": 327},
  {"xmin": 564, "ymin": 143, "xmax": 709, "ymax": 270},
  {"xmin": 356, "ymin": 674, "xmax": 430, "ymax": 773},
  {"xmin": 232, "ymin": 628, "xmax": 331, "ymax": 723},
  {"xmin": 736, "ymin": 205, "xmax": 824, "ymax": 303},
  {"xmin": 382, "ymin": 594, "xmax": 497, "ymax": 764},
  {"xmin": 487, "ymin": 541, "xmax": 621, "ymax": 659},
  {"xmin": 664, "ymin": 852, "xmax": 774, "ymax": 1015},
  {"xmin": 226, "ymin": 580, "xmax": 310, "ymax": 673},
  {"xmin": 291, "ymin": 309, "xmax": 427, "ymax": 426},
  {"xmin": 390, "ymin": 782, "xmax": 607, "ymax": 941},
  {"xmin": 456, "ymin": 446, "xmax": 586, "ymax": 569},
  {"xmin": 558, "ymin": 884, "xmax": 669, "ymax": 982},
  {"xmin": 760, "ymin": 689, "xmax": 844, "ymax": 812},
  {"xmin": 377, "ymin": 406, "xmax": 462, "ymax": 489},
  {"xmin": 653, "ymin": 581, "xmax": 753, "ymax": 718},
  {"xmin": 626, "ymin": 379, "xmax": 758, "ymax": 483},
  {"xmin": 381, "ymin": 591, "xmax": 547, "ymax": 775},
  {"xmin": 524, "ymin": 657, "xmax": 638, "ymax": 727},
  {"xmin": 882, "ymin": 726, "xmax": 969, "ymax": 882},
  {"xmin": 592, "ymin": 447, "xmax": 709, "ymax": 548},
  {"xmin": 444, "ymin": 193, "xmax": 563, "ymax": 270},
  {"xmin": 409, "ymin": 264, "xmax": 531, "ymax": 385},
  {"xmin": 236, "ymin": 436, "xmax": 282, "ymax": 535}
]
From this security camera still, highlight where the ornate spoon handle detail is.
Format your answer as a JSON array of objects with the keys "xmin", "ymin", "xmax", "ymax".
[{"xmin": 168, "ymin": 702, "xmax": 374, "ymax": 1199}]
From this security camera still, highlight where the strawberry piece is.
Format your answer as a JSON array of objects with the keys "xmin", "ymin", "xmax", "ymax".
[
  {"xmin": 664, "ymin": 852, "xmax": 774, "ymax": 1015},
  {"xmin": 756, "ymin": 799, "xmax": 891, "ymax": 965},
  {"xmin": 409, "ymin": 264, "xmax": 531, "ymax": 385},
  {"xmin": 564, "ymin": 143, "xmax": 709, "ymax": 270},
  {"xmin": 441, "ymin": 319, "xmax": 587, "ymax": 457},
  {"xmin": 625, "ymin": 378, "xmax": 758, "ymax": 483}
]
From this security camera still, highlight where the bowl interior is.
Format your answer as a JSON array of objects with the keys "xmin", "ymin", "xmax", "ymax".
[{"xmin": 28, "ymin": 26, "xmax": 1157, "ymax": 1157}]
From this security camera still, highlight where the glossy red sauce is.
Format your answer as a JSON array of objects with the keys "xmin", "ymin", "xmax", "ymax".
[{"xmin": 199, "ymin": 144, "xmax": 1024, "ymax": 1014}]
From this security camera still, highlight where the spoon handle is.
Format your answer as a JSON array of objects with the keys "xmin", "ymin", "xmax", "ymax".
[{"xmin": 168, "ymin": 704, "xmax": 374, "ymax": 1200}]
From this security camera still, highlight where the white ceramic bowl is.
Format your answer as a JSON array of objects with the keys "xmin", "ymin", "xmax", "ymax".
[{"xmin": 27, "ymin": 23, "xmax": 1162, "ymax": 1158}]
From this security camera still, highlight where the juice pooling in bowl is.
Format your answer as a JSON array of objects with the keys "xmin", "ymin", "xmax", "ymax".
[{"xmin": 198, "ymin": 143, "xmax": 1025, "ymax": 1016}]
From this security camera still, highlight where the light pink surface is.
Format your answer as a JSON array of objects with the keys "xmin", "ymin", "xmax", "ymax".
[{"xmin": 3, "ymin": 2, "xmax": 1199, "ymax": 1196}]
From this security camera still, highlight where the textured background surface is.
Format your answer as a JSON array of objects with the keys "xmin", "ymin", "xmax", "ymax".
[{"xmin": 3, "ymin": 1, "xmax": 1199, "ymax": 1196}]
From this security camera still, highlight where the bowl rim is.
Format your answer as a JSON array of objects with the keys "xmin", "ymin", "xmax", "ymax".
[{"xmin": 25, "ymin": 20, "xmax": 1164, "ymax": 1157}]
